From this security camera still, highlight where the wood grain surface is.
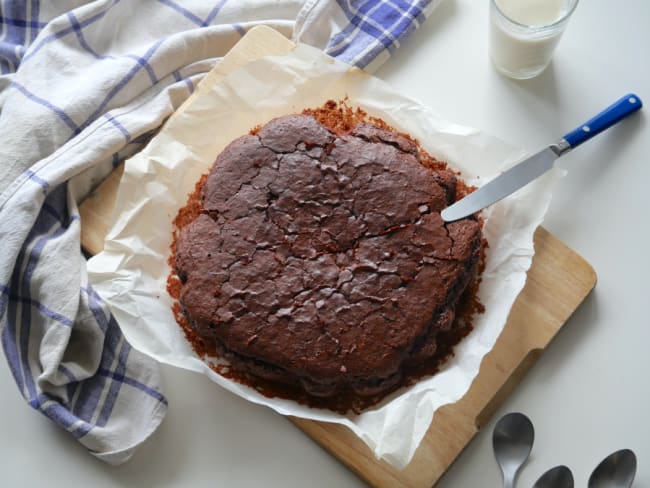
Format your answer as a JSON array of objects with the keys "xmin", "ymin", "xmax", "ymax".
[{"xmin": 78, "ymin": 26, "xmax": 596, "ymax": 488}]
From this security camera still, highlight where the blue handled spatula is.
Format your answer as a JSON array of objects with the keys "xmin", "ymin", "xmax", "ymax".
[{"xmin": 441, "ymin": 93, "xmax": 643, "ymax": 222}]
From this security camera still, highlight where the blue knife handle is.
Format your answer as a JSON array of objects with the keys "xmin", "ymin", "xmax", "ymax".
[{"xmin": 563, "ymin": 93, "xmax": 643, "ymax": 148}]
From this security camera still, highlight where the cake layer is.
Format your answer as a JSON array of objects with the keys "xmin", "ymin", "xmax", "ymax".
[{"xmin": 173, "ymin": 114, "xmax": 482, "ymax": 398}]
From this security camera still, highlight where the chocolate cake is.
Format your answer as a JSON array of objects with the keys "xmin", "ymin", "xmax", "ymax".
[{"xmin": 172, "ymin": 112, "xmax": 482, "ymax": 400}]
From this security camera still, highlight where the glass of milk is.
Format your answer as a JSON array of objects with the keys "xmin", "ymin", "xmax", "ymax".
[{"xmin": 489, "ymin": 0, "xmax": 579, "ymax": 79}]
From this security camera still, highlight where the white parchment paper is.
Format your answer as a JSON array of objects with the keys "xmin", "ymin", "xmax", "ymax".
[{"xmin": 87, "ymin": 43, "xmax": 563, "ymax": 469}]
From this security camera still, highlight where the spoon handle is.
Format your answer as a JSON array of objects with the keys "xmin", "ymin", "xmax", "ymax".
[{"xmin": 503, "ymin": 472, "xmax": 515, "ymax": 488}]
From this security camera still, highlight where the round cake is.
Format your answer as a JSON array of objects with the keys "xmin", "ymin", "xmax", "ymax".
[{"xmin": 173, "ymin": 112, "xmax": 482, "ymax": 399}]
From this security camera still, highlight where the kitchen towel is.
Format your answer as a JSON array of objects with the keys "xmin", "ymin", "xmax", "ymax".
[{"xmin": 0, "ymin": 0, "xmax": 440, "ymax": 465}]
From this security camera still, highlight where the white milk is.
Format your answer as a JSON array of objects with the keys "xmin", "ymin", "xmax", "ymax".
[
  {"xmin": 489, "ymin": 0, "xmax": 572, "ymax": 79},
  {"xmin": 497, "ymin": 0, "xmax": 563, "ymax": 25}
]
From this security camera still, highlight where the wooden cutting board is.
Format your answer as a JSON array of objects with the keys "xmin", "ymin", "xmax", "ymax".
[{"xmin": 79, "ymin": 26, "xmax": 597, "ymax": 488}]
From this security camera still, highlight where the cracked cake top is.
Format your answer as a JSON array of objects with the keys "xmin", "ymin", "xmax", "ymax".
[{"xmin": 172, "ymin": 112, "xmax": 482, "ymax": 402}]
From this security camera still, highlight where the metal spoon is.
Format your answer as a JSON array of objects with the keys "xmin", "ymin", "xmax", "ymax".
[
  {"xmin": 493, "ymin": 412, "xmax": 535, "ymax": 488},
  {"xmin": 533, "ymin": 465, "xmax": 574, "ymax": 488},
  {"xmin": 588, "ymin": 449, "xmax": 637, "ymax": 488}
]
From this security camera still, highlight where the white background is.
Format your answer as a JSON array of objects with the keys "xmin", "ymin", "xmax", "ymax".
[{"xmin": 1, "ymin": 0, "xmax": 648, "ymax": 486}]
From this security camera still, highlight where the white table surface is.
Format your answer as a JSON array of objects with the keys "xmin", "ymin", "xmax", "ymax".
[{"xmin": 2, "ymin": 1, "xmax": 649, "ymax": 486}]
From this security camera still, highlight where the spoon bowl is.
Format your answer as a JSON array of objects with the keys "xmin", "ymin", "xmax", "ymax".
[
  {"xmin": 533, "ymin": 465, "xmax": 574, "ymax": 488},
  {"xmin": 493, "ymin": 412, "xmax": 535, "ymax": 488},
  {"xmin": 588, "ymin": 449, "xmax": 637, "ymax": 488}
]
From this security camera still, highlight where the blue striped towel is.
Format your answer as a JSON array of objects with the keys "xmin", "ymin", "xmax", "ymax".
[{"xmin": 0, "ymin": 0, "xmax": 440, "ymax": 465}]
